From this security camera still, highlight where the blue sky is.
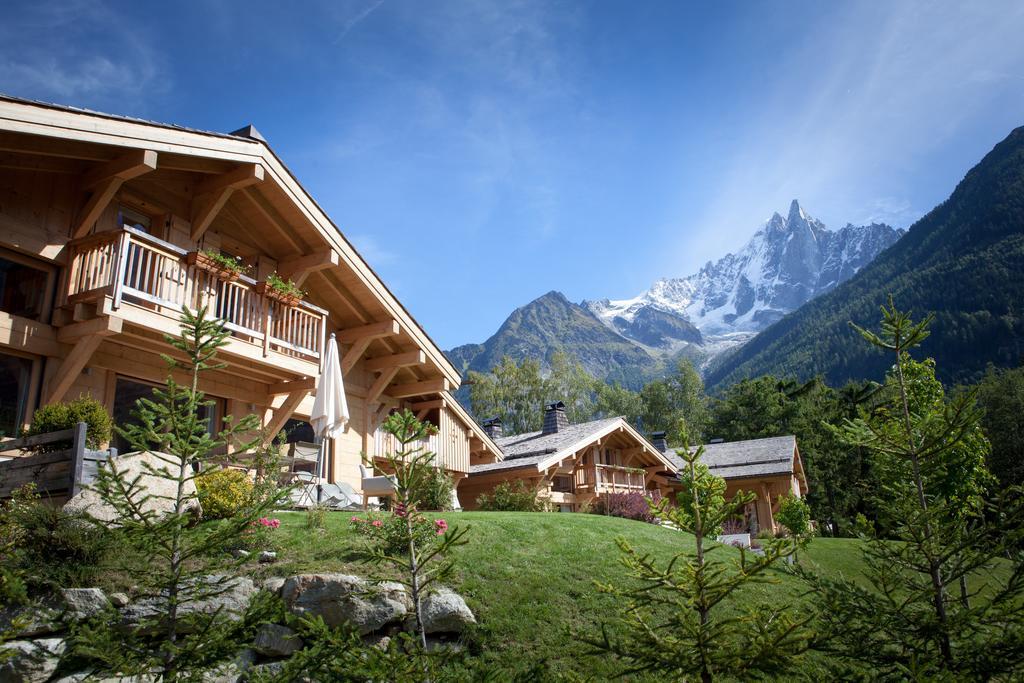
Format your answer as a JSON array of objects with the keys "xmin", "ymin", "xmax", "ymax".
[{"xmin": 3, "ymin": 1, "xmax": 1024, "ymax": 349}]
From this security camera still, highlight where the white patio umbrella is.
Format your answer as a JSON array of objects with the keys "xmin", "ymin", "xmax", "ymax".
[{"xmin": 309, "ymin": 333, "xmax": 349, "ymax": 502}]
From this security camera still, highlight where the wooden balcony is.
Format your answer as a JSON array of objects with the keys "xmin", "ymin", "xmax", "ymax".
[
  {"xmin": 62, "ymin": 226, "xmax": 328, "ymax": 377},
  {"xmin": 372, "ymin": 425, "xmax": 468, "ymax": 474},
  {"xmin": 576, "ymin": 463, "xmax": 646, "ymax": 494}
]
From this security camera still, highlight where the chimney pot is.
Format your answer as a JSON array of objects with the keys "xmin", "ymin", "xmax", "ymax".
[
  {"xmin": 542, "ymin": 401, "xmax": 569, "ymax": 435},
  {"xmin": 482, "ymin": 417, "xmax": 503, "ymax": 440},
  {"xmin": 650, "ymin": 431, "xmax": 668, "ymax": 453}
]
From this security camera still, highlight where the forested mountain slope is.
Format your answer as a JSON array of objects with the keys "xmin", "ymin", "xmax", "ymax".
[{"xmin": 706, "ymin": 126, "xmax": 1024, "ymax": 389}]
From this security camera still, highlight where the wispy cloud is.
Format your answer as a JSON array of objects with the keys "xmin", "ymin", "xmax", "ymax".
[
  {"xmin": 334, "ymin": 0, "xmax": 385, "ymax": 43},
  {"xmin": 0, "ymin": 0, "xmax": 164, "ymax": 108}
]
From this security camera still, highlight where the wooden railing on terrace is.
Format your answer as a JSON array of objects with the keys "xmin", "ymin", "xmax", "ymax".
[
  {"xmin": 575, "ymin": 463, "xmax": 646, "ymax": 493},
  {"xmin": 64, "ymin": 227, "xmax": 328, "ymax": 363},
  {"xmin": 372, "ymin": 426, "xmax": 467, "ymax": 474}
]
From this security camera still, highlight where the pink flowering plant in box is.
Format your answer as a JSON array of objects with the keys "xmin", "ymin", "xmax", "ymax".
[{"xmin": 353, "ymin": 410, "xmax": 468, "ymax": 665}]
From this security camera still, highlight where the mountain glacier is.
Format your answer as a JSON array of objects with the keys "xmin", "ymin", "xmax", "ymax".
[{"xmin": 585, "ymin": 200, "xmax": 905, "ymax": 360}]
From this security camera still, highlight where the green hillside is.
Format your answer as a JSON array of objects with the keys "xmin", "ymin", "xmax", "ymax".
[
  {"xmin": 706, "ymin": 126, "xmax": 1024, "ymax": 390},
  {"xmin": 261, "ymin": 511, "xmax": 909, "ymax": 678}
]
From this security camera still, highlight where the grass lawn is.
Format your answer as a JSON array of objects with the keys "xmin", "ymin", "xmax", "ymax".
[{"xmin": 255, "ymin": 510, "xmax": 864, "ymax": 678}]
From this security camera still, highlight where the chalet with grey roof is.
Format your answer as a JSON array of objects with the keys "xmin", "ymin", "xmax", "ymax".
[{"xmin": 459, "ymin": 402, "xmax": 682, "ymax": 511}]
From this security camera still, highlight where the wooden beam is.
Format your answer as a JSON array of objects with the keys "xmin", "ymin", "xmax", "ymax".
[
  {"xmin": 72, "ymin": 150, "xmax": 158, "ymax": 239},
  {"xmin": 263, "ymin": 389, "xmax": 311, "ymax": 445},
  {"xmin": 82, "ymin": 149, "xmax": 158, "ymax": 189},
  {"xmin": 267, "ymin": 377, "xmax": 316, "ymax": 396},
  {"xmin": 367, "ymin": 367, "xmax": 400, "ymax": 404},
  {"xmin": 385, "ymin": 378, "xmax": 450, "ymax": 399},
  {"xmin": 341, "ymin": 337, "xmax": 374, "ymax": 375},
  {"xmin": 190, "ymin": 163, "xmax": 265, "ymax": 241},
  {"xmin": 409, "ymin": 398, "xmax": 446, "ymax": 411},
  {"xmin": 57, "ymin": 315, "xmax": 122, "ymax": 343},
  {"xmin": 337, "ymin": 320, "xmax": 400, "ymax": 344},
  {"xmin": 364, "ymin": 350, "xmax": 425, "ymax": 373},
  {"xmin": 278, "ymin": 250, "xmax": 339, "ymax": 286},
  {"xmin": 44, "ymin": 336, "xmax": 105, "ymax": 405}
]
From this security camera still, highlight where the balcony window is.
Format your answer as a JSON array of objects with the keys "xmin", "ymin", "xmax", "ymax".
[
  {"xmin": 0, "ymin": 255, "xmax": 48, "ymax": 321},
  {"xmin": 0, "ymin": 352, "xmax": 32, "ymax": 439},
  {"xmin": 118, "ymin": 205, "xmax": 152, "ymax": 234}
]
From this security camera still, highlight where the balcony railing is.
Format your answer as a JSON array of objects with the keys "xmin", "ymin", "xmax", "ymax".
[
  {"xmin": 576, "ymin": 463, "xmax": 646, "ymax": 493},
  {"xmin": 64, "ymin": 226, "xmax": 328, "ymax": 363}
]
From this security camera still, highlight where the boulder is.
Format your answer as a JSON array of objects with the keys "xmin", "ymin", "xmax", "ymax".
[
  {"xmin": 0, "ymin": 602, "xmax": 61, "ymax": 638},
  {"xmin": 60, "ymin": 588, "xmax": 110, "ymax": 620},
  {"xmin": 120, "ymin": 575, "xmax": 255, "ymax": 634},
  {"xmin": 253, "ymin": 624, "xmax": 303, "ymax": 657},
  {"xmin": 261, "ymin": 577, "xmax": 286, "ymax": 596},
  {"xmin": 0, "ymin": 637, "xmax": 66, "ymax": 683},
  {"xmin": 200, "ymin": 648, "xmax": 256, "ymax": 683},
  {"xmin": 109, "ymin": 593, "xmax": 130, "ymax": 608},
  {"xmin": 63, "ymin": 451, "xmax": 202, "ymax": 522},
  {"xmin": 374, "ymin": 582, "xmax": 413, "ymax": 611},
  {"xmin": 281, "ymin": 574, "xmax": 406, "ymax": 635},
  {"xmin": 421, "ymin": 587, "xmax": 476, "ymax": 634},
  {"xmin": 258, "ymin": 551, "xmax": 277, "ymax": 564}
]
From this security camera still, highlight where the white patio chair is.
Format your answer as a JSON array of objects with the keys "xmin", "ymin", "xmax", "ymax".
[{"xmin": 359, "ymin": 464, "xmax": 396, "ymax": 510}]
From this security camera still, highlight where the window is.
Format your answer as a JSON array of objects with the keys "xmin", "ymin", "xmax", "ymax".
[
  {"xmin": 0, "ymin": 352, "xmax": 32, "ymax": 439},
  {"xmin": 112, "ymin": 377, "xmax": 224, "ymax": 453},
  {"xmin": 117, "ymin": 205, "xmax": 152, "ymax": 233},
  {"xmin": 0, "ymin": 255, "xmax": 48, "ymax": 321}
]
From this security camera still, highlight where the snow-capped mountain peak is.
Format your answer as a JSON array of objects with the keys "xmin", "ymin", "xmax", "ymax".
[{"xmin": 585, "ymin": 200, "xmax": 904, "ymax": 361}]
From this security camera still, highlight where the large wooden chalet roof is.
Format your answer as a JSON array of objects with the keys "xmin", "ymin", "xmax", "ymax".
[{"xmin": 667, "ymin": 435, "xmax": 800, "ymax": 480}]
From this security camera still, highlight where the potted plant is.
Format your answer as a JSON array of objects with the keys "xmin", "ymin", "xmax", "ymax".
[
  {"xmin": 186, "ymin": 249, "xmax": 248, "ymax": 282},
  {"xmin": 257, "ymin": 272, "xmax": 305, "ymax": 306}
]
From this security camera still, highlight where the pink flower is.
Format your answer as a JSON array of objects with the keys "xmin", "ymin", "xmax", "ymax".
[
  {"xmin": 372, "ymin": 520, "xmax": 383, "ymax": 528},
  {"xmin": 350, "ymin": 516, "xmax": 360, "ymax": 523},
  {"xmin": 435, "ymin": 519, "xmax": 448, "ymax": 535},
  {"xmin": 394, "ymin": 502, "xmax": 408, "ymax": 518}
]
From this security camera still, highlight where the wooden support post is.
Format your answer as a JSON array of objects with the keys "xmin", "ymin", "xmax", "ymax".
[
  {"xmin": 44, "ymin": 336, "xmax": 105, "ymax": 405},
  {"xmin": 364, "ymin": 350, "xmax": 425, "ymax": 373},
  {"xmin": 367, "ymin": 367, "xmax": 400, "ymax": 404},
  {"xmin": 339, "ymin": 320, "xmax": 400, "ymax": 373},
  {"xmin": 190, "ymin": 163, "xmax": 265, "ymax": 241},
  {"xmin": 263, "ymin": 389, "xmax": 311, "ymax": 445},
  {"xmin": 70, "ymin": 421, "xmax": 88, "ymax": 497},
  {"xmin": 72, "ymin": 150, "xmax": 158, "ymax": 238},
  {"xmin": 267, "ymin": 377, "xmax": 316, "ymax": 396}
]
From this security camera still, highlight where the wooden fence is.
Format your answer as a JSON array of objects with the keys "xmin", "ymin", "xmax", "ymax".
[{"xmin": 0, "ymin": 422, "xmax": 115, "ymax": 500}]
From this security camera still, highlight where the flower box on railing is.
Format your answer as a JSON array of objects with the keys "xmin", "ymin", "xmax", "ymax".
[
  {"xmin": 255, "ymin": 281, "xmax": 302, "ymax": 307},
  {"xmin": 185, "ymin": 251, "xmax": 245, "ymax": 282}
]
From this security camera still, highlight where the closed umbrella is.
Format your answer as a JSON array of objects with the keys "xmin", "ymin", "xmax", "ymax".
[{"xmin": 309, "ymin": 333, "xmax": 349, "ymax": 502}]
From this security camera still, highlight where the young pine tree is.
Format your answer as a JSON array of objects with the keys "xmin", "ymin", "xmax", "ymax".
[
  {"xmin": 588, "ymin": 426, "xmax": 814, "ymax": 681},
  {"xmin": 797, "ymin": 299, "xmax": 1024, "ymax": 679},
  {"xmin": 74, "ymin": 307, "xmax": 288, "ymax": 681}
]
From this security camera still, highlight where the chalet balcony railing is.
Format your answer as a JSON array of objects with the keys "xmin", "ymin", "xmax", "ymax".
[
  {"xmin": 64, "ymin": 226, "xmax": 328, "ymax": 363},
  {"xmin": 575, "ymin": 463, "xmax": 646, "ymax": 493}
]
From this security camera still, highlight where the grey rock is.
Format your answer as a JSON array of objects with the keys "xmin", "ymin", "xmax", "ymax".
[
  {"xmin": 231, "ymin": 549, "xmax": 250, "ymax": 560},
  {"xmin": 253, "ymin": 623, "xmax": 303, "ymax": 657},
  {"xmin": 373, "ymin": 581, "xmax": 412, "ymax": 611},
  {"xmin": 361, "ymin": 634, "xmax": 391, "ymax": 650},
  {"xmin": 0, "ymin": 602, "xmax": 61, "ymax": 638},
  {"xmin": 63, "ymin": 451, "xmax": 202, "ymax": 522},
  {"xmin": 261, "ymin": 577, "xmax": 285, "ymax": 596},
  {"xmin": 421, "ymin": 586, "xmax": 476, "ymax": 634},
  {"xmin": 109, "ymin": 592, "xmax": 130, "ymax": 608},
  {"xmin": 0, "ymin": 637, "xmax": 66, "ymax": 683},
  {"xmin": 258, "ymin": 551, "xmax": 277, "ymax": 564},
  {"xmin": 201, "ymin": 648, "xmax": 256, "ymax": 683},
  {"xmin": 281, "ymin": 574, "xmax": 406, "ymax": 635},
  {"xmin": 61, "ymin": 588, "xmax": 110, "ymax": 620},
  {"xmin": 120, "ymin": 575, "xmax": 256, "ymax": 634}
]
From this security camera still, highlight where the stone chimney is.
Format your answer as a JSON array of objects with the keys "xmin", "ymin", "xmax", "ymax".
[
  {"xmin": 482, "ymin": 417, "xmax": 503, "ymax": 440},
  {"xmin": 650, "ymin": 431, "xmax": 668, "ymax": 453},
  {"xmin": 542, "ymin": 401, "xmax": 569, "ymax": 435}
]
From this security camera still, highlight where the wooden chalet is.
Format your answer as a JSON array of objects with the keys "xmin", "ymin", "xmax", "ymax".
[
  {"xmin": 656, "ymin": 434, "xmax": 808, "ymax": 534},
  {"xmin": 0, "ymin": 95, "xmax": 501, "ymax": 499},
  {"xmin": 459, "ymin": 402, "xmax": 681, "ymax": 511}
]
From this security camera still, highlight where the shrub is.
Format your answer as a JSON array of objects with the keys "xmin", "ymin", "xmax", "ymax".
[
  {"xmin": 27, "ymin": 396, "xmax": 112, "ymax": 451},
  {"xmin": 720, "ymin": 518, "xmax": 747, "ymax": 535},
  {"xmin": 597, "ymin": 491, "xmax": 662, "ymax": 524},
  {"xmin": 0, "ymin": 484, "xmax": 113, "ymax": 589},
  {"xmin": 413, "ymin": 465, "xmax": 455, "ymax": 511},
  {"xmin": 476, "ymin": 480, "xmax": 543, "ymax": 512},
  {"xmin": 306, "ymin": 504, "xmax": 327, "ymax": 530},
  {"xmin": 195, "ymin": 468, "xmax": 254, "ymax": 520},
  {"xmin": 230, "ymin": 517, "xmax": 281, "ymax": 553},
  {"xmin": 349, "ymin": 510, "xmax": 447, "ymax": 556},
  {"xmin": 776, "ymin": 495, "xmax": 812, "ymax": 537}
]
